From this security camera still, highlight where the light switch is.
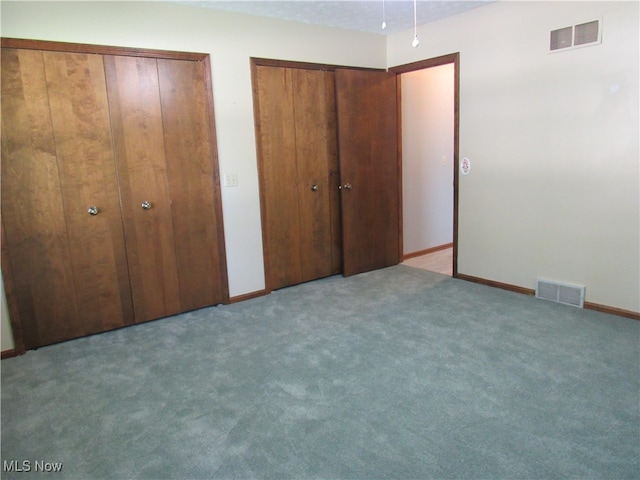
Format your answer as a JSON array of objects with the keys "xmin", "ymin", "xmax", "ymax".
[{"xmin": 224, "ymin": 173, "xmax": 239, "ymax": 187}]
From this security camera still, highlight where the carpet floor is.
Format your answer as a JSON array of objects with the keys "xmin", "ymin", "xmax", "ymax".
[{"xmin": 1, "ymin": 266, "xmax": 639, "ymax": 479}]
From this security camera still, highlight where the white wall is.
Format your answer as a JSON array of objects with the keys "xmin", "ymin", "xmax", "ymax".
[
  {"xmin": 390, "ymin": 1, "xmax": 640, "ymax": 312},
  {"xmin": 402, "ymin": 64, "xmax": 455, "ymax": 255}
]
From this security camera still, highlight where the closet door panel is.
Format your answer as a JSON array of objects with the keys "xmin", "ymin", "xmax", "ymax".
[
  {"xmin": 255, "ymin": 66, "xmax": 302, "ymax": 289},
  {"xmin": 336, "ymin": 69, "xmax": 400, "ymax": 276},
  {"xmin": 43, "ymin": 51, "xmax": 134, "ymax": 332},
  {"xmin": 324, "ymin": 73, "xmax": 343, "ymax": 276},
  {"xmin": 292, "ymin": 69, "xmax": 341, "ymax": 282},
  {"xmin": 157, "ymin": 59, "xmax": 226, "ymax": 309},
  {"xmin": 1, "ymin": 49, "xmax": 80, "ymax": 348},
  {"xmin": 104, "ymin": 55, "xmax": 182, "ymax": 322}
]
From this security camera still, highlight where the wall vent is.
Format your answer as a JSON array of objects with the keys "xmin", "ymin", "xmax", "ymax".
[
  {"xmin": 550, "ymin": 19, "xmax": 601, "ymax": 52},
  {"xmin": 536, "ymin": 279, "xmax": 585, "ymax": 308}
]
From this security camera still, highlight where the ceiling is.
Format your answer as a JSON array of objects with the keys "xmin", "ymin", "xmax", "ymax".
[{"xmin": 175, "ymin": 1, "xmax": 493, "ymax": 35}]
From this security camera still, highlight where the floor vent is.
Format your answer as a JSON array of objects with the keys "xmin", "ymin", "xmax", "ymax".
[{"xmin": 536, "ymin": 279, "xmax": 585, "ymax": 308}]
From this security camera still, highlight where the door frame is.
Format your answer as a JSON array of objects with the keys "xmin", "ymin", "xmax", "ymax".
[{"xmin": 390, "ymin": 53, "xmax": 460, "ymax": 277}]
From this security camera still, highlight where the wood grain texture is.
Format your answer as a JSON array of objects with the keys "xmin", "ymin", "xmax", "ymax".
[
  {"xmin": 254, "ymin": 65, "xmax": 302, "ymax": 290},
  {"xmin": 1, "ymin": 48, "xmax": 81, "ymax": 348},
  {"xmin": 336, "ymin": 69, "xmax": 401, "ymax": 276},
  {"xmin": 2, "ymin": 40, "xmax": 229, "ymax": 351},
  {"xmin": 292, "ymin": 68, "xmax": 341, "ymax": 282},
  {"xmin": 324, "ymin": 72, "xmax": 343, "ymax": 275},
  {"xmin": 2, "ymin": 38, "xmax": 207, "ymax": 61},
  {"xmin": 43, "ymin": 51, "xmax": 134, "ymax": 334},
  {"xmin": 157, "ymin": 58, "xmax": 226, "ymax": 309},
  {"xmin": 254, "ymin": 64, "xmax": 342, "ymax": 291},
  {"xmin": 104, "ymin": 55, "xmax": 182, "ymax": 322}
]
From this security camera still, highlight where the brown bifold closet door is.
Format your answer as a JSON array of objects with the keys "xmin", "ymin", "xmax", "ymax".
[
  {"xmin": 0, "ymin": 48, "xmax": 134, "ymax": 349},
  {"xmin": 104, "ymin": 55, "xmax": 227, "ymax": 322},
  {"xmin": 1, "ymin": 40, "xmax": 228, "ymax": 352},
  {"xmin": 156, "ymin": 59, "xmax": 227, "ymax": 312},
  {"xmin": 254, "ymin": 64, "xmax": 341, "ymax": 291},
  {"xmin": 335, "ymin": 69, "xmax": 401, "ymax": 277}
]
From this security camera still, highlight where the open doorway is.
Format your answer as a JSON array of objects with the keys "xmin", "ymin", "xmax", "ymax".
[{"xmin": 392, "ymin": 54, "xmax": 459, "ymax": 277}]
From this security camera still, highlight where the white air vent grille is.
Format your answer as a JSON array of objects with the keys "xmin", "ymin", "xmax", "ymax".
[
  {"xmin": 574, "ymin": 20, "xmax": 600, "ymax": 46},
  {"xmin": 550, "ymin": 26, "xmax": 573, "ymax": 51},
  {"xmin": 536, "ymin": 279, "xmax": 585, "ymax": 308},
  {"xmin": 550, "ymin": 19, "xmax": 601, "ymax": 52}
]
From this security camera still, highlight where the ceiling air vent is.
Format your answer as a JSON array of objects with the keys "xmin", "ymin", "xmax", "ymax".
[
  {"xmin": 536, "ymin": 278, "xmax": 585, "ymax": 308},
  {"xmin": 550, "ymin": 19, "xmax": 601, "ymax": 52}
]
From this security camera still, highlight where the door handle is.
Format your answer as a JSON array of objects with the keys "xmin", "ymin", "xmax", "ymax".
[
  {"xmin": 343, "ymin": 183, "xmax": 352, "ymax": 190},
  {"xmin": 141, "ymin": 201, "xmax": 152, "ymax": 210},
  {"xmin": 311, "ymin": 184, "xmax": 318, "ymax": 192},
  {"xmin": 87, "ymin": 206, "xmax": 99, "ymax": 216}
]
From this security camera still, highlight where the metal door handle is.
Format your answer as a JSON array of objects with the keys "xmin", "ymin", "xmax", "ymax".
[
  {"xmin": 311, "ymin": 184, "xmax": 318, "ymax": 192},
  {"xmin": 343, "ymin": 183, "xmax": 352, "ymax": 190},
  {"xmin": 88, "ymin": 206, "xmax": 99, "ymax": 216},
  {"xmin": 141, "ymin": 201, "xmax": 152, "ymax": 210}
]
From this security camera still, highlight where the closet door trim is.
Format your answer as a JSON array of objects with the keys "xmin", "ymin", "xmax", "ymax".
[{"xmin": 1, "ymin": 38, "xmax": 208, "ymax": 61}]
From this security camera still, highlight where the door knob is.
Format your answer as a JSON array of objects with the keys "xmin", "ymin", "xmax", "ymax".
[
  {"xmin": 343, "ymin": 183, "xmax": 352, "ymax": 190},
  {"xmin": 87, "ymin": 206, "xmax": 99, "ymax": 216},
  {"xmin": 311, "ymin": 184, "xmax": 318, "ymax": 192},
  {"xmin": 141, "ymin": 201, "xmax": 152, "ymax": 210}
]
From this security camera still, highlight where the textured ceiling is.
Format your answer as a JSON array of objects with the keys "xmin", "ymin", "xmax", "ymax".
[{"xmin": 175, "ymin": 1, "xmax": 492, "ymax": 35}]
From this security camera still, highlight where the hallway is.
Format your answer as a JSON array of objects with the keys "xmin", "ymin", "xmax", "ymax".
[{"xmin": 402, "ymin": 247, "xmax": 453, "ymax": 276}]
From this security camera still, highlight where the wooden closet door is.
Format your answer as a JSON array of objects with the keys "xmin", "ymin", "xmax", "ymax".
[
  {"xmin": 105, "ymin": 55, "xmax": 228, "ymax": 320},
  {"xmin": 42, "ymin": 51, "xmax": 134, "ymax": 332},
  {"xmin": 1, "ymin": 48, "xmax": 78, "ymax": 349},
  {"xmin": 1, "ymin": 49, "xmax": 133, "ymax": 349},
  {"xmin": 104, "ymin": 55, "xmax": 182, "ymax": 322},
  {"xmin": 254, "ymin": 65, "xmax": 341, "ymax": 290},
  {"xmin": 157, "ymin": 58, "xmax": 227, "ymax": 310},
  {"xmin": 292, "ymin": 68, "xmax": 342, "ymax": 282},
  {"xmin": 335, "ymin": 69, "xmax": 401, "ymax": 276},
  {"xmin": 254, "ymin": 66, "xmax": 303, "ymax": 289}
]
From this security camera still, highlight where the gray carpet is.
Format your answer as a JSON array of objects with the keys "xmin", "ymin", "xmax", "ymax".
[{"xmin": 1, "ymin": 266, "xmax": 639, "ymax": 479}]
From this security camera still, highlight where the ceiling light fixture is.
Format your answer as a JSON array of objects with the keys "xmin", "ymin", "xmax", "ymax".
[{"xmin": 412, "ymin": 0, "xmax": 420, "ymax": 47}]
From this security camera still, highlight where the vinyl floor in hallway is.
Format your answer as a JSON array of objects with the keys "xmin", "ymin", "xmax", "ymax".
[{"xmin": 402, "ymin": 247, "xmax": 453, "ymax": 276}]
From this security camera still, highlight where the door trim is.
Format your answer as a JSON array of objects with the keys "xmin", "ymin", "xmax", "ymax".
[
  {"xmin": 1, "ymin": 37, "xmax": 209, "ymax": 60},
  {"xmin": 390, "ymin": 53, "xmax": 460, "ymax": 277}
]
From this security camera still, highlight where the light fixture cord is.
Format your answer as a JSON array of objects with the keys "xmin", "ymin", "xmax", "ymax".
[
  {"xmin": 382, "ymin": 0, "xmax": 386, "ymax": 29},
  {"xmin": 412, "ymin": 0, "xmax": 419, "ymax": 47}
]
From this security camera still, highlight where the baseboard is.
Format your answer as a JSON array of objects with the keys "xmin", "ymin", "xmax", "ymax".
[
  {"xmin": 229, "ymin": 289, "xmax": 267, "ymax": 304},
  {"xmin": 1, "ymin": 348, "xmax": 17, "ymax": 360},
  {"xmin": 456, "ymin": 273, "xmax": 640, "ymax": 321},
  {"xmin": 583, "ymin": 302, "xmax": 640, "ymax": 321},
  {"xmin": 403, "ymin": 243, "xmax": 453, "ymax": 261},
  {"xmin": 456, "ymin": 273, "xmax": 535, "ymax": 296}
]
